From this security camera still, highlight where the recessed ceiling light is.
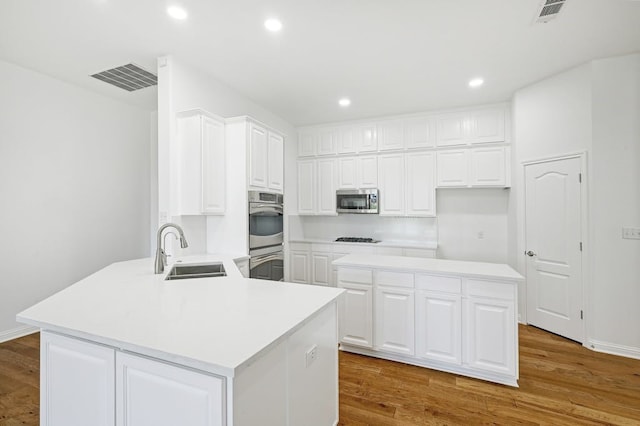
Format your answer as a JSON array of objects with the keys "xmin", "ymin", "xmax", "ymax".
[
  {"xmin": 468, "ymin": 78, "xmax": 484, "ymax": 88},
  {"xmin": 264, "ymin": 18, "xmax": 283, "ymax": 32},
  {"xmin": 167, "ymin": 6, "xmax": 188, "ymax": 20},
  {"xmin": 338, "ymin": 98, "xmax": 351, "ymax": 107}
]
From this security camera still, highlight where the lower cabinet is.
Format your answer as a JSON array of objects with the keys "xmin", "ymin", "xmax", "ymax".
[
  {"xmin": 40, "ymin": 332, "xmax": 224, "ymax": 426},
  {"xmin": 289, "ymin": 248, "xmax": 310, "ymax": 284},
  {"xmin": 337, "ymin": 267, "xmax": 518, "ymax": 386}
]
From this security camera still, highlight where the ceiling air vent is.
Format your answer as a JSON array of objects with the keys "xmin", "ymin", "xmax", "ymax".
[
  {"xmin": 535, "ymin": 0, "xmax": 567, "ymax": 23},
  {"xmin": 90, "ymin": 63, "xmax": 157, "ymax": 92}
]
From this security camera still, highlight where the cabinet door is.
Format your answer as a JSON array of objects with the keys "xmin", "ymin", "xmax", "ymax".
[
  {"xmin": 337, "ymin": 127, "xmax": 357, "ymax": 154},
  {"xmin": 267, "ymin": 132, "xmax": 284, "ymax": 193},
  {"xmin": 464, "ymin": 296, "xmax": 516, "ymax": 376},
  {"xmin": 316, "ymin": 159, "xmax": 337, "ymax": 215},
  {"xmin": 406, "ymin": 152, "xmax": 435, "ymax": 217},
  {"xmin": 338, "ymin": 282, "xmax": 373, "ymax": 348},
  {"xmin": 41, "ymin": 332, "xmax": 115, "ymax": 426},
  {"xmin": 436, "ymin": 150, "xmax": 469, "ymax": 187},
  {"xmin": 354, "ymin": 124, "xmax": 377, "ymax": 152},
  {"xmin": 116, "ymin": 352, "xmax": 224, "ymax": 426},
  {"xmin": 378, "ymin": 154, "xmax": 404, "ymax": 216},
  {"xmin": 404, "ymin": 116, "xmax": 435, "ymax": 149},
  {"xmin": 337, "ymin": 157, "xmax": 357, "ymax": 189},
  {"xmin": 436, "ymin": 113, "xmax": 468, "ymax": 147},
  {"xmin": 374, "ymin": 286, "xmax": 415, "ymax": 356},
  {"xmin": 358, "ymin": 156, "xmax": 378, "ymax": 188},
  {"xmin": 469, "ymin": 146, "xmax": 506, "ymax": 187},
  {"xmin": 416, "ymin": 291, "xmax": 461, "ymax": 365},
  {"xmin": 468, "ymin": 109, "xmax": 505, "ymax": 144},
  {"xmin": 290, "ymin": 250, "xmax": 310, "ymax": 283},
  {"xmin": 311, "ymin": 252, "xmax": 332, "ymax": 286},
  {"xmin": 297, "ymin": 160, "xmax": 315, "ymax": 215},
  {"xmin": 377, "ymin": 119, "xmax": 404, "ymax": 151},
  {"xmin": 298, "ymin": 131, "xmax": 316, "ymax": 157},
  {"xmin": 317, "ymin": 128, "xmax": 337, "ymax": 156},
  {"xmin": 249, "ymin": 123, "xmax": 268, "ymax": 189},
  {"xmin": 202, "ymin": 116, "xmax": 226, "ymax": 214}
]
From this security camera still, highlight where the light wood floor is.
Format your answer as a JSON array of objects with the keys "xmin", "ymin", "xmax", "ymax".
[{"xmin": 1, "ymin": 326, "xmax": 640, "ymax": 425}]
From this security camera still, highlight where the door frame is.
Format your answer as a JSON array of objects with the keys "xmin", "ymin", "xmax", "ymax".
[{"xmin": 520, "ymin": 151, "xmax": 590, "ymax": 345}]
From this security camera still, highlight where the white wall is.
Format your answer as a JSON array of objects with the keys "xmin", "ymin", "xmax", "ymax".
[
  {"xmin": 589, "ymin": 54, "xmax": 640, "ymax": 354},
  {"xmin": 512, "ymin": 53, "xmax": 640, "ymax": 357},
  {"xmin": 156, "ymin": 56, "xmax": 296, "ymax": 258},
  {"xmin": 0, "ymin": 59, "xmax": 152, "ymax": 340}
]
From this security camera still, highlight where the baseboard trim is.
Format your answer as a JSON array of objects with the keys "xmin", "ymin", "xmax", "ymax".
[
  {"xmin": 0, "ymin": 325, "xmax": 39, "ymax": 343},
  {"xmin": 587, "ymin": 338, "xmax": 640, "ymax": 360}
]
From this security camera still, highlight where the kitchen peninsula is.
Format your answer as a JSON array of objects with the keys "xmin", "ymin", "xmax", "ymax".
[
  {"xmin": 334, "ymin": 254, "xmax": 523, "ymax": 386},
  {"xmin": 17, "ymin": 255, "xmax": 343, "ymax": 426}
]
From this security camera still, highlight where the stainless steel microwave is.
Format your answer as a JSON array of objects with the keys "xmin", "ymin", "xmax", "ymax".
[{"xmin": 336, "ymin": 189, "xmax": 379, "ymax": 214}]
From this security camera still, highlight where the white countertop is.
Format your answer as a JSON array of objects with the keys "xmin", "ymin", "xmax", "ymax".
[
  {"xmin": 17, "ymin": 255, "xmax": 343, "ymax": 377},
  {"xmin": 289, "ymin": 238, "xmax": 438, "ymax": 250},
  {"xmin": 333, "ymin": 254, "xmax": 524, "ymax": 281}
]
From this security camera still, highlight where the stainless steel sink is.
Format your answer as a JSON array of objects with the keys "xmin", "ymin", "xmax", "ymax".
[{"xmin": 165, "ymin": 263, "xmax": 227, "ymax": 280}]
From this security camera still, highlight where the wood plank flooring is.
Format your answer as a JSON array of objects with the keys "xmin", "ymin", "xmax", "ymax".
[{"xmin": 1, "ymin": 326, "xmax": 639, "ymax": 425}]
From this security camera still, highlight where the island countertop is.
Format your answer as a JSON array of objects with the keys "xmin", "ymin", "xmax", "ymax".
[
  {"xmin": 17, "ymin": 255, "xmax": 343, "ymax": 377},
  {"xmin": 333, "ymin": 254, "xmax": 524, "ymax": 281}
]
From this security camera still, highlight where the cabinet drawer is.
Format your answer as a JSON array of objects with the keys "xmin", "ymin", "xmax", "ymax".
[
  {"xmin": 338, "ymin": 268, "xmax": 373, "ymax": 285},
  {"xmin": 341, "ymin": 245, "xmax": 375, "ymax": 255},
  {"xmin": 289, "ymin": 242, "xmax": 310, "ymax": 251},
  {"xmin": 416, "ymin": 274, "xmax": 461, "ymax": 293},
  {"xmin": 312, "ymin": 243, "xmax": 333, "ymax": 253},
  {"xmin": 375, "ymin": 271, "xmax": 414, "ymax": 288},
  {"xmin": 465, "ymin": 279, "xmax": 515, "ymax": 300}
]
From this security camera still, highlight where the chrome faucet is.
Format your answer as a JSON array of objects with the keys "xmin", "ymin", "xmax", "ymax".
[{"xmin": 154, "ymin": 223, "xmax": 189, "ymax": 274}]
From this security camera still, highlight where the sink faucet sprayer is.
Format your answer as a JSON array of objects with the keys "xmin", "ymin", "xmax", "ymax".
[{"xmin": 154, "ymin": 223, "xmax": 189, "ymax": 274}]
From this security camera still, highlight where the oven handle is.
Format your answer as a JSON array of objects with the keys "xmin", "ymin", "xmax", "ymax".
[
  {"xmin": 250, "ymin": 253, "xmax": 284, "ymax": 268},
  {"xmin": 249, "ymin": 204, "xmax": 284, "ymax": 215}
]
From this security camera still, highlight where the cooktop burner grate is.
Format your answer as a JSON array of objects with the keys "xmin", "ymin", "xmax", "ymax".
[{"xmin": 335, "ymin": 237, "xmax": 380, "ymax": 243}]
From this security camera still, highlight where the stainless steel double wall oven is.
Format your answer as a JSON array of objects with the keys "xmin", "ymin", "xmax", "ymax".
[{"xmin": 248, "ymin": 191, "xmax": 284, "ymax": 281}]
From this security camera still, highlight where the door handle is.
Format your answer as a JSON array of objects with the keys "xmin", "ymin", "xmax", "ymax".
[{"xmin": 525, "ymin": 250, "xmax": 537, "ymax": 257}]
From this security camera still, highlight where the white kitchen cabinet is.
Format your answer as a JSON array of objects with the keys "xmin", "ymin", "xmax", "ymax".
[
  {"xmin": 436, "ymin": 149, "xmax": 469, "ymax": 187},
  {"xmin": 378, "ymin": 154, "xmax": 405, "ymax": 216},
  {"xmin": 40, "ymin": 331, "xmax": 115, "ymax": 426},
  {"xmin": 436, "ymin": 107, "xmax": 506, "ymax": 147},
  {"xmin": 464, "ymin": 296, "xmax": 516, "ymax": 376},
  {"xmin": 317, "ymin": 128, "xmax": 338, "ymax": 156},
  {"xmin": 469, "ymin": 146, "xmax": 507, "ymax": 187},
  {"xmin": 337, "ymin": 127, "xmax": 357, "ymax": 154},
  {"xmin": 436, "ymin": 112, "xmax": 467, "ymax": 147},
  {"xmin": 248, "ymin": 122, "xmax": 268, "ymax": 190},
  {"xmin": 377, "ymin": 119, "xmax": 404, "ymax": 151},
  {"xmin": 177, "ymin": 112, "xmax": 226, "ymax": 215},
  {"xmin": 116, "ymin": 352, "xmax": 224, "ymax": 426},
  {"xmin": 290, "ymin": 243, "xmax": 311, "ymax": 284},
  {"xmin": 316, "ymin": 158, "xmax": 337, "ymax": 215},
  {"xmin": 354, "ymin": 123, "xmax": 378, "ymax": 152},
  {"xmin": 337, "ymin": 156, "xmax": 377, "ymax": 189},
  {"xmin": 374, "ymin": 285, "xmax": 415, "ymax": 356},
  {"xmin": 337, "ymin": 268, "xmax": 374, "ymax": 348},
  {"xmin": 268, "ymin": 132, "xmax": 284, "ymax": 192},
  {"xmin": 298, "ymin": 131, "xmax": 316, "ymax": 157},
  {"xmin": 406, "ymin": 152, "xmax": 436, "ymax": 217},
  {"xmin": 311, "ymin": 250, "xmax": 332, "ymax": 286},
  {"xmin": 404, "ymin": 116, "xmax": 436, "ymax": 149},
  {"xmin": 416, "ymin": 290, "xmax": 462, "ymax": 365},
  {"xmin": 297, "ymin": 160, "xmax": 315, "ymax": 215}
]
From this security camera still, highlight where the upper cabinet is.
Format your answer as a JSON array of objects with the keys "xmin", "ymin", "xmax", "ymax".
[
  {"xmin": 177, "ymin": 111, "xmax": 226, "ymax": 215},
  {"xmin": 404, "ymin": 116, "xmax": 436, "ymax": 150},
  {"xmin": 435, "ymin": 107, "xmax": 506, "ymax": 147},
  {"xmin": 437, "ymin": 146, "xmax": 510, "ymax": 188},
  {"xmin": 249, "ymin": 122, "xmax": 284, "ymax": 194},
  {"xmin": 377, "ymin": 119, "xmax": 404, "ymax": 151}
]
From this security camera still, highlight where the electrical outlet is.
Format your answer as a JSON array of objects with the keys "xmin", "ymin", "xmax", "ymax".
[
  {"xmin": 477, "ymin": 231, "xmax": 484, "ymax": 240},
  {"xmin": 305, "ymin": 344, "xmax": 318, "ymax": 367},
  {"xmin": 622, "ymin": 227, "xmax": 640, "ymax": 240}
]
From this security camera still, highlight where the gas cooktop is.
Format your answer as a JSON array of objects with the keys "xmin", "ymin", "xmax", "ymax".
[{"xmin": 335, "ymin": 237, "xmax": 380, "ymax": 243}]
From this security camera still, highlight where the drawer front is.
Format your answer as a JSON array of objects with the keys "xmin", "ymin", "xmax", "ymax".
[
  {"xmin": 338, "ymin": 268, "xmax": 373, "ymax": 285},
  {"xmin": 465, "ymin": 279, "xmax": 515, "ymax": 300},
  {"xmin": 312, "ymin": 243, "xmax": 333, "ymax": 253},
  {"xmin": 289, "ymin": 242, "xmax": 310, "ymax": 252},
  {"xmin": 416, "ymin": 274, "xmax": 462, "ymax": 293},
  {"xmin": 375, "ymin": 271, "xmax": 414, "ymax": 288}
]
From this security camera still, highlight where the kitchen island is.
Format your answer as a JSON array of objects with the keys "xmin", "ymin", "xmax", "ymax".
[
  {"xmin": 17, "ymin": 255, "xmax": 343, "ymax": 426},
  {"xmin": 333, "ymin": 254, "xmax": 523, "ymax": 386}
]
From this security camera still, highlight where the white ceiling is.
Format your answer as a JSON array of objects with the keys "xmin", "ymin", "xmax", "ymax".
[{"xmin": 1, "ymin": 0, "xmax": 639, "ymax": 126}]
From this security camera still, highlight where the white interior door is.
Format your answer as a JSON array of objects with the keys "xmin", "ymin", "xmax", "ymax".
[{"xmin": 525, "ymin": 156, "xmax": 583, "ymax": 342}]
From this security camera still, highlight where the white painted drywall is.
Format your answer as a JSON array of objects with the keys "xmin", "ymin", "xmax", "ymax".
[
  {"xmin": 513, "ymin": 53, "xmax": 640, "ymax": 356},
  {"xmin": 589, "ymin": 53, "xmax": 640, "ymax": 354},
  {"xmin": 156, "ymin": 57, "xmax": 296, "ymax": 262},
  {"xmin": 0, "ymin": 59, "xmax": 152, "ymax": 340}
]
